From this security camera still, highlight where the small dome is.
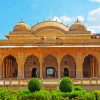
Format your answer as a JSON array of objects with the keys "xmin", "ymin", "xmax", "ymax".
[
  {"xmin": 69, "ymin": 19, "xmax": 87, "ymax": 31},
  {"xmin": 13, "ymin": 21, "xmax": 30, "ymax": 31}
]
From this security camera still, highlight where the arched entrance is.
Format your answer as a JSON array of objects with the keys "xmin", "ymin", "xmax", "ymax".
[
  {"xmin": 43, "ymin": 55, "xmax": 58, "ymax": 79},
  {"xmin": 46, "ymin": 67, "xmax": 55, "ymax": 78},
  {"xmin": 2, "ymin": 55, "xmax": 18, "ymax": 78},
  {"xmin": 24, "ymin": 55, "xmax": 40, "ymax": 78},
  {"xmin": 60, "ymin": 55, "xmax": 76, "ymax": 78},
  {"xmin": 64, "ymin": 68, "xmax": 69, "ymax": 77},
  {"xmin": 31, "ymin": 68, "xmax": 37, "ymax": 78},
  {"xmin": 83, "ymin": 55, "xmax": 98, "ymax": 78}
]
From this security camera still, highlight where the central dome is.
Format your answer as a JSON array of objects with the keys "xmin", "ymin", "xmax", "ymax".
[
  {"xmin": 31, "ymin": 21, "xmax": 69, "ymax": 33},
  {"xmin": 69, "ymin": 20, "xmax": 87, "ymax": 31},
  {"xmin": 13, "ymin": 21, "xmax": 30, "ymax": 31}
]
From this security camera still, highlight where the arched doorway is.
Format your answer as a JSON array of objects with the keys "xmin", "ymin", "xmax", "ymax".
[
  {"xmin": 24, "ymin": 55, "xmax": 40, "ymax": 78},
  {"xmin": 60, "ymin": 55, "xmax": 76, "ymax": 78},
  {"xmin": 64, "ymin": 68, "xmax": 69, "ymax": 77},
  {"xmin": 2, "ymin": 55, "xmax": 18, "ymax": 78},
  {"xmin": 31, "ymin": 68, "xmax": 37, "ymax": 78},
  {"xmin": 43, "ymin": 55, "xmax": 58, "ymax": 79},
  {"xmin": 83, "ymin": 55, "xmax": 98, "ymax": 78},
  {"xmin": 46, "ymin": 67, "xmax": 55, "ymax": 78}
]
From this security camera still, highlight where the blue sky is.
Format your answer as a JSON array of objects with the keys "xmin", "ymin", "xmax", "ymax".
[{"xmin": 0, "ymin": 0, "xmax": 100, "ymax": 39}]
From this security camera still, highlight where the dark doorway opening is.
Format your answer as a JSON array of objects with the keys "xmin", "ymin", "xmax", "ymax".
[
  {"xmin": 46, "ymin": 67, "xmax": 55, "ymax": 78},
  {"xmin": 31, "ymin": 68, "xmax": 37, "ymax": 78},
  {"xmin": 64, "ymin": 68, "xmax": 69, "ymax": 77}
]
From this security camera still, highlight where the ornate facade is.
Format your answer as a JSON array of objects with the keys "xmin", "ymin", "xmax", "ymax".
[{"xmin": 0, "ymin": 20, "xmax": 100, "ymax": 79}]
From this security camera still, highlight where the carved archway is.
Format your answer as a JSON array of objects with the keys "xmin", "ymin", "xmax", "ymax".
[
  {"xmin": 2, "ymin": 55, "xmax": 18, "ymax": 78},
  {"xmin": 43, "ymin": 55, "xmax": 58, "ymax": 79},
  {"xmin": 83, "ymin": 55, "xmax": 98, "ymax": 78},
  {"xmin": 24, "ymin": 55, "xmax": 40, "ymax": 78},
  {"xmin": 60, "ymin": 55, "xmax": 76, "ymax": 78}
]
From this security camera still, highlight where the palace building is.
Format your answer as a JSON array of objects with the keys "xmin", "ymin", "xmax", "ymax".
[{"xmin": 0, "ymin": 19, "xmax": 100, "ymax": 80}]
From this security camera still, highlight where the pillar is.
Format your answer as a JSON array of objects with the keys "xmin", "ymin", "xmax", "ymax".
[
  {"xmin": 40, "ymin": 60, "xmax": 43, "ymax": 79},
  {"xmin": 17, "ymin": 52, "xmax": 24, "ymax": 79},
  {"xmin": 57, "ymin": 58, "xmax": 61, "ymax": 79},
  {"xmin": 0, "ymin": 54, "xmax": 3, "ymax": 78},
  {"xmin": 39, "ymin": 55, "xmax": 43, "ymax": 79},
  {"xmin": 10, "ymin": 59, "xmax": 12, "ymax": 78},
  {"xmin": 92, "ymin": 57, "xmax": 95, "ymax": 77},
  {"xmin": 8, "ymin": 59, "xmax": 10, "ymax": 78},
  {"xmin": 6, "ymin": 59, "xmax": 7, "ymax": 78},
  {"xmin": 76, "ymin": 53, "xmax": 83, "ymax": 78},
  {"xmin": 98, "ymin": 55, "xmax": 100, "ymax": 77}
]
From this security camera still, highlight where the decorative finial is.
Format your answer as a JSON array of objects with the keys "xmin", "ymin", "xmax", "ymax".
[
  {"xmin": 20, "ymin": 18, "xmax": 24, "ymax": 23},
  {"xmin": 67, "ymin": 24, "xmax": 68, "ymax": 27},
  {"xmin": 56, "ymin": 19, "xmax": 57, "ymax": 22},
  {"xmin": 62, "ymin": 20, "xmax": 63, "ymax": 24},
  {"xmin": 76, "ymin": 18, "xmax": 79, "ymax": 22}
]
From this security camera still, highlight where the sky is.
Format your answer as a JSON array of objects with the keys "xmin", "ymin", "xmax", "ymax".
[{"xmin": 0, "ymin": 0, "xmax": 100, "ymax": 39}]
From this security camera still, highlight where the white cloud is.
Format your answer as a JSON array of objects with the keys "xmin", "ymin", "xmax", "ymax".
[
  {"xmin": 89, "ymin": 0, "xmax": 100, "ymax": 2},
  {"xmin": 87, "ymin": 25, "xmax": 100, "ymax": 33},
  {"xmin": 88, "ymin": 7, "xmax": 100, "ymax": 23},
  {"xmin": 87, "ymin": 7, "xmax": 100, "ymax": 33},
  {"xmin": 52, "ymin": 15, "xmax": 85, "ymax": 24},
  {"xmin": 52, "ymin": 16, "xmax": 71, "ymax": 23}
]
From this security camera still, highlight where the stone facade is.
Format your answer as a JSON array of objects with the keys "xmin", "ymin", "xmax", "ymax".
[{"xmin": 0, "ymin": 20, "xmax": 99, "ymax": 80}]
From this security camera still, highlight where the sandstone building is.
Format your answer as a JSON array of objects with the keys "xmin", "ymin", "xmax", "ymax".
[{"xmin": 0, "ymin": 19, "xmax": 100, "ymax": 80}]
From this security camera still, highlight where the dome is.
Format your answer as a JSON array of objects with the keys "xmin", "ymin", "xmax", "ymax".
[
  {"xmin": 13, "ymin": 21, "xmax": 30, "ymax": 31},
  {"xmin": 31, "ymin": 21, "xmax": 69, "ymax": 33},
  {"xmin": 69, "ymin": 19, "xmax": 87, "ymax": 31}
]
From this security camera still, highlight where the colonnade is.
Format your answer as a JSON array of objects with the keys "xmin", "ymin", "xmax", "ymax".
[{"xmin": 0, "ymin": 54, "xmax": 99, "ymax": 79}]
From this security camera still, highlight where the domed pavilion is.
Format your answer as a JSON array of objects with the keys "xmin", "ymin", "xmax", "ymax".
[{"xmin": 0, "ymin": 19, "xmax": 99, "ymax": 81}]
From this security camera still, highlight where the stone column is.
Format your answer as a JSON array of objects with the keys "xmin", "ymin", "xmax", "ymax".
[
  {"xmin": 0, "ymin": 54, "xmax": 3, "ymax": 78},
  {"xmin": 76, "ymin": 53, "xmax": 83, "ymax": 78},
  {"xmin": 8, "ymin": 59, "xmax": 10, "ymax": 78},
  {"xmin": 57, "ymin": 58, "xmax": 61, "ymax": 79},
  {"xmin": 5, "ymin": 59, "xmax": 7, "ymax": 78},
  {"xmin": 39, "ymin": 56, "xmax": 43, "ymax": 79},
  {"xmin": 17, "ymin": 52, "xmax": 24, "ymax": 79},
  {"xmin": 92, "ymin": 57, "xmax": 95, "ymax": 77},
  {"xmin": 98, "ymin": 55, "xmax": 100, "ymax": 77},
  {"xmin": 10, "ymin": 59, "xmax": 12, "ymax": 78}
]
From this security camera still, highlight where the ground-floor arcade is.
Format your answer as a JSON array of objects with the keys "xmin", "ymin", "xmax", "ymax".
[{"xmin": 0, "ymin": 47, "xmax": 99, "ymax": 79}]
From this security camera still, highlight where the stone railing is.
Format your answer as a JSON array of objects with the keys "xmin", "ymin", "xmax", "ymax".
[{"xmin": 0, "ymin": 78, "xmax": 100, "ymax": 86}]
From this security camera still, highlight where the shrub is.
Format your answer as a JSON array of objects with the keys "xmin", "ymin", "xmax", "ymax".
[
  {"xmin": 51, "ymin": 91, "xmax": 63, "ymax": 100},
  {"xmin": 0, "ymin": 88, "xmax": 16, "ymax": 100},
  {"xmin": 84, "ymin": 92, "xmax": 96, "ymax": 100},
  {"xmin": 17, "ymin": 90, "xmax": 50, "ymax": 100},
  {"xmin": 16, "ymin": 90, "xmax": 30, "ymax": 100},
  {"xmin": 59, "ymin": 77, "xmax": 73, "ymax": 92},
  {"xmin": 94, "ymin": 90, "xmax": 100, "ymax": 100},
  {"xmin": 74, "ymin": 86, "xmax": 86, "ymax": 92},
  {"xmin": 28, "ymin": 78, "xmax": 42, "ymax": 92}
]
